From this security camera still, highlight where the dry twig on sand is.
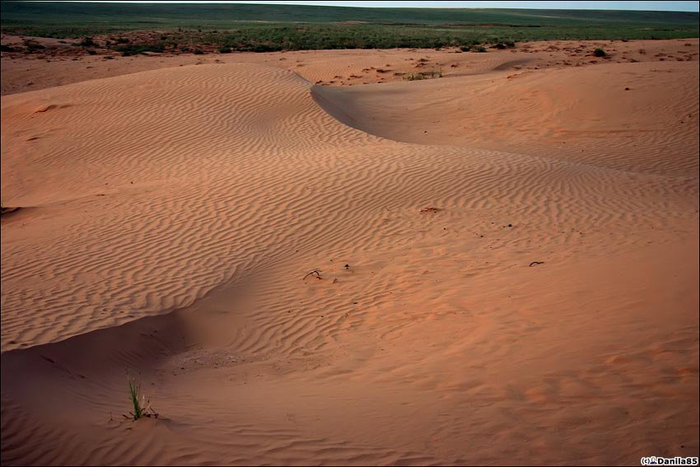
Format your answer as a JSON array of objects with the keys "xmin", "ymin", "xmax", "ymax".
[{"xmin": 303, "ymin": 269, "xmax": 322, "ymax": 280}]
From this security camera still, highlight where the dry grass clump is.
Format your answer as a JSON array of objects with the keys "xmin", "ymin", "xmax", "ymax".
[{"xmin": 404, "ymin": 69, "xmax": 442, "ymax": 81}]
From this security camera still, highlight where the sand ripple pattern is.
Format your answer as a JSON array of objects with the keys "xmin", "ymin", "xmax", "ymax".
[
  {"xmin": 1, "ymin": 61, "xmax": 697, "ymax": 351},
  {"xmin": 1, "ymin": 60, "xmax": 698, "ymax": 465}
]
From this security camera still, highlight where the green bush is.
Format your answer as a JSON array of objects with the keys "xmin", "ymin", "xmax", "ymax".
[
  {"xmin": 252, "ymin": 43, "xmax": 282, "ymax": 52},
  {"xmin": 594, "ymin": 48, "xmax": 607, "ymax": 57}
]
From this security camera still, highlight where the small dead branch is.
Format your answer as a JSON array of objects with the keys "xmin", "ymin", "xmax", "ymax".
[
  {"xmin": 123, "ymin": 407, "xmax": 158, "ymax": 420},
  {"xmin": 529, "ymin": 261, "xmax": 545, "ymax": 267},
  {"xmin": 303, "ymin": 269, "xmax": 322, "ymax": 280}
]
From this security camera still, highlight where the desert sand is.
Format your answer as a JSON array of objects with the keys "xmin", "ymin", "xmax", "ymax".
[{"xmin": 1, "ymin": 39, "xmax": 698, "ymax": 465}]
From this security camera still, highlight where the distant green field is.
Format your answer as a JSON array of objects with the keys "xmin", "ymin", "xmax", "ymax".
[{"xmin": 1, "ymin": 1, "xmax": 697, "ymax": 52}]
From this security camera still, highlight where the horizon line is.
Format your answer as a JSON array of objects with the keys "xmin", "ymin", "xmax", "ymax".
[{"xmin": 11, "ymin": 1, "xmax": 700, "ymax": 13}]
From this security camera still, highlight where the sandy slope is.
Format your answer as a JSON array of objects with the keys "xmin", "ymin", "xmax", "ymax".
[{"xmin": 1, "ymin": 44, "xmax": 698, "ymax": 465}]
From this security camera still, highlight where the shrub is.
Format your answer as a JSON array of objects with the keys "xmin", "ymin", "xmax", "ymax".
[
  {"xmin": 193, "ymin": 49, "xmax": 204, "ymax": 55},
  {"xmin": 459, "ymin": 45, "xmax": 471, "ymax": 52},
  {"xmin": 252, "ymin": 43, "xmax": 282, "ymax": 52},
  {"xmin": 116, "ymin": 43, "xmax": 164, "ymax": 56},
  {"xmin": 594, "ymin": 48, "xmax": 607, "ymax": 57},
  {"xmin": 23, "ymin": 40, "xmax": 45, "ymax": 52},
  {"xmin": 79, "ymin": 36, "xmax": 96, "ymax": 47},
  {"xmin": 219, "ymin": 46, "xmax": 232, "ymax": 53},
  {"xmin": 472, "ymin": 45, "xmax": 487, "ymax": 52},
  {"xmin": 0, "ymin": 44, "xmax": 16, "ymax": 52}
]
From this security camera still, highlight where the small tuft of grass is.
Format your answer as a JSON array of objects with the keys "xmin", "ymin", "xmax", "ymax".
[
  {"xmin": 594, "ymin": 48, "xmax": 607, "ymax": 57},
  {"xmin": 126, "ymin": 376, "xmax": 158, "ymax": 421},
  {"xmin": 128, "ymin": 378, "xmax": 144, "ymax": 420}
]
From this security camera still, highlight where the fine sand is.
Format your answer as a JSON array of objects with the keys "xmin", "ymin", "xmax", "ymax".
[{"xmin": 1, "ymin": 39, "xmax": 698, "ymax": 465}]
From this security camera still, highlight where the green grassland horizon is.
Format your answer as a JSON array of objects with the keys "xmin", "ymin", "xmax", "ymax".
[{"xmin": 1, "ymin": 2, "xmax": 698, "ymax": 53}]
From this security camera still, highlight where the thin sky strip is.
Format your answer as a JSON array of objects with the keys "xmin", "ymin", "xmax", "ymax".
[{"xmin": 18, "ymin": 1, "xmax": 700, "ymax": 12}]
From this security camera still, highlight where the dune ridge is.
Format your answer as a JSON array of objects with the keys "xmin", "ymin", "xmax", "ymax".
[{"xmin": 1, "ymin": 53, "xmax": 698, "ymax": 465}]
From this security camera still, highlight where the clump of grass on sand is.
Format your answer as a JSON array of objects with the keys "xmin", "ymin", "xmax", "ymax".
[{"xmin": 127, "ymin": 376, "xmax": 158, "ymax": 420}]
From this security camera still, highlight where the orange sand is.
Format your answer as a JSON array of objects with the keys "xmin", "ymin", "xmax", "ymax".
[{"xmin": 1, "ymin": 39, "xmax": 698, "ymax": 465}]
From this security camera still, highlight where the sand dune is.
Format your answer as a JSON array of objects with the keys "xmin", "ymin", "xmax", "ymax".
[
  {"xmin": 313, "ymin": 61, "xmax": 698, "ymax": 176},
  {"xmin": 1, "ymin": 44, "xmax": 698, "ymax": 465}
]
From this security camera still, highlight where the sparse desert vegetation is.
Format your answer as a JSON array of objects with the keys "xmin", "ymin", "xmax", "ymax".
[{"xmin": 0, "ymin": 2, "xmax": 697, "ymax": 55}]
